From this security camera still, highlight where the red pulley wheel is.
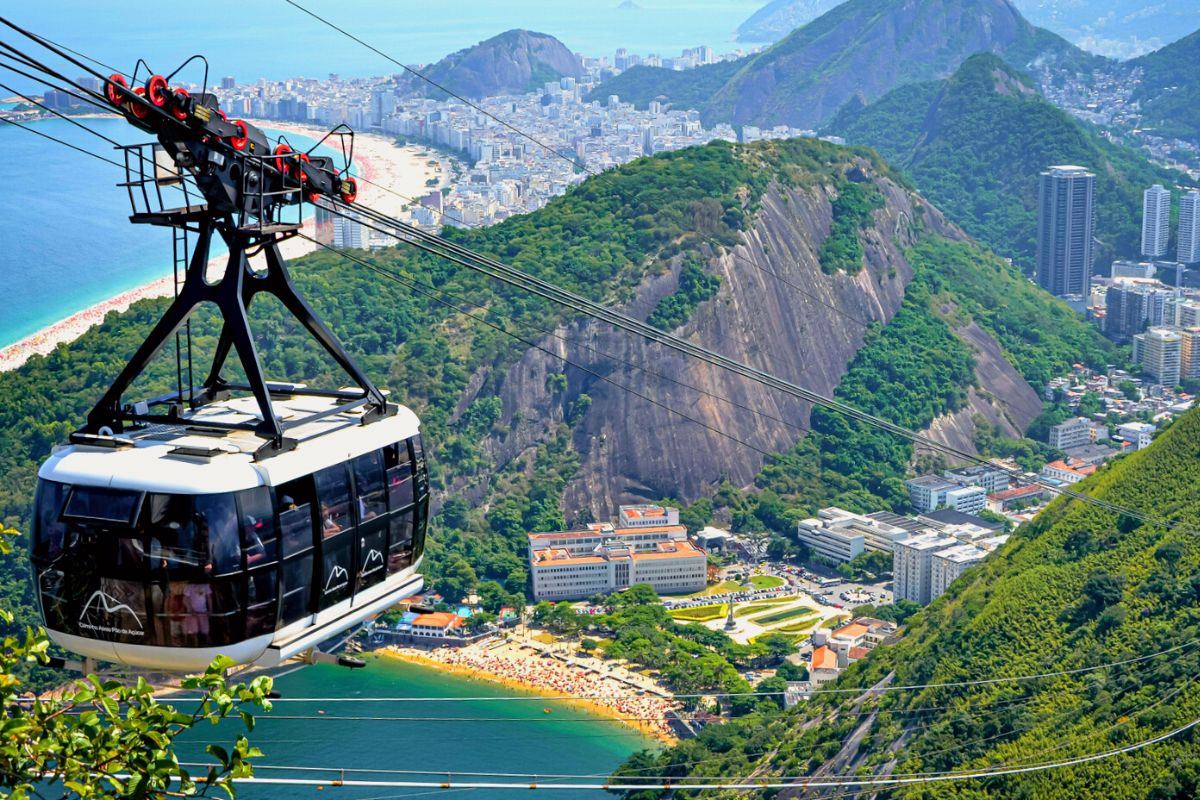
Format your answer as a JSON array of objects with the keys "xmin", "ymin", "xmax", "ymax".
[
  {"xmin": 170, "ymin": 87, "xmax": 190, "ymax": 120},
  {"xmin": 273, "ymin": 143, "xmax": 293, "ymax": 174},
  {"xmin": 146, "ymin": 75, "xmax": 169, "ymax": 107},
  {"xmin": 341, "ymin": 176, "xmax": 358, "ymax": 204},
  {"xmin": 129, "ymin": 86, "xmax": 150, "ymax": 120},
  {"xmin": 105, "ymin": 74, "xmax": 127, "ymax": 106},
  {"xmin": 229, "ymin": 120, "xmax": 249, "ymax": 150},
  {"xmin": 293, "ymin": 152, "xmax": 311, "ymax": 182}
]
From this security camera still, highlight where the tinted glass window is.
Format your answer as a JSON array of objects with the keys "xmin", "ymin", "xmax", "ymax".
[
  {"xmin": 281, "ymin": 554, "xmax": 313, "ymax": 624},
  {"xmin": 388, "ymin": 509, "xmax": 413, "ymax": 574},
  {"xmin": 246, "ymin": 569, "xmax": 278, "ymax": 637},
  {"xmin": 79, "ymin": 577, "xmax": 148, "ymax": 645},
  {"xmin": 358, "ymin": 528, "xmax": 387, "ymax": 590},
  {"xmin": 413, "ymin": 495, "xmax": 429, "ymax": 563},
  {"xmin": 142, "ymin": 494, "xmax": 203, "ymax": 577},
  {"xmin": 280, "ymin": 505, "xmax": 314, "ymax": 557},
  {"xmin": 315, "ymin": 465, "xmax": 352, "ymax": 537},
  {"xmin": 238, "ymin": 487, "xmax": 279, "ymax": 567},
  {"xmin": 33, "ymin": 480, "xmax": 68, "ymax": 561},
  {"xmin": 387, "ymin": 464, "xmax": 413, "ymax": 511},
  {"xmin": 196, "ymin": 494, "xmax": 240, "ymax": 576},
  {"xmin": 384, "ymin": 440, "xmax": 411, "ymax": 471},
  {"xmin": 353, "ymin": 451, "xmax": 387, "ymax": 522},
  {"xmin": 319, "ymin": 535, "xmax": 353, "ymax": 607},
  {"xmin": 63, "ymin": 486, "xmax": 142, "ymax": 526}
]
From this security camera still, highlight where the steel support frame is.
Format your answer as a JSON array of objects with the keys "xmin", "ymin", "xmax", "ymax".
[{"xmin": 83, "ymin": 217, "xmax": 393, "ymax": 455}]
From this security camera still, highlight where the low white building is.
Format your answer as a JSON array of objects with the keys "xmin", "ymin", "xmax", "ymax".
[
  {"xmin": 1117, "ymin": 421, "xmax": 1156, "ymax": 450},
  {"xmin": 796, "ymin": 507, "xmax": 909, "ymax": 563}
]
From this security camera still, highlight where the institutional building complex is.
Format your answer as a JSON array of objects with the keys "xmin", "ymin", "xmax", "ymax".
[{"xmin": 528, "ymin": 506, "xmax": 706, "ymax": 600}]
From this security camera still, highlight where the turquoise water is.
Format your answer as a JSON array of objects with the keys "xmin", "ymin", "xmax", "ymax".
[
  {"xmin": 0, "ymin": 118, "xmax": 341, "ymax": 349},
  {"xmin": 172, "ymin": 655, "xmax": 654, "ymax": 799}
]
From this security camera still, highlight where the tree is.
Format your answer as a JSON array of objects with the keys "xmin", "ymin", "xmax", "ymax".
[
  {"xmin": 477, "ymin": 580, "xmax": 507, "ymax": 613},
  {"xmin": 0, "ymin": 527, "xmax": 272, "ymax": 798},
  {"xmin": 1078, "ymin": 571, "xmax": 1125, "ymax": 619},
  {"xmin": 757, "ymin": 633, "xmax": 797, "ymax": 665},
  {"xmin": 437, "ymin": 555, "xmax": 478, "ymax": 604},
  {"xmin": 610, "ymin": 584, "xmax": 660, "ymax": 608},
  {"xmin": 757, "ymin": 675, "xmax": 790, "ymax": 709},
  {"xmin": 776, "ymin": 661, "xmax": 808, "ymax": 681}
]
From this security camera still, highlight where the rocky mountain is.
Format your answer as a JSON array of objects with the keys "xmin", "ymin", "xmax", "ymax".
[
  {"xmin": 736, "ymin": 0, "xmax": 844, "ymax": 42},
  {"xmin": 826, "ymin": 53, "xmax": 1177, "ymax": 270},
  {"xmin": 591, "ymin": 0, "xmax": 1101, "ymax": 129},
  {"xmin": 1129, "ymin": 29, "xmax": 1200, "ymax": 142},
  {"xmin": 738, "ymin": 0, "xmax": 1200, "ymax": 58},
  {"xmin": 405, "ymin": 29, "xmax": 581, "ymax": 100}
]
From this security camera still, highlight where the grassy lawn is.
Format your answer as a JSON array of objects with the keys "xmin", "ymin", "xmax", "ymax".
[
  {"xmin": 823, "ymin": 613, "xmax": 851, "ymax": 627},
  {"xmin": 734, "ymin": 597, "xmax": 797, "ymax": 617},
  {"xmin": 751, "ymin": 605, "xmax": 817, "ymax": 626},
  {"xmin": 749, "ymin": 631, "xmax": 803, "ymax": 646},
  {"xmin": 774, "ymin": 619, "xmax": 820, "ymax": 635},
  {"xmin": 750, "ymin": 575, "xmax": 785, "ymax": 589},
  {"xmin": 669, "ymin": 604, "xmax": 726, "ymax": 622}
]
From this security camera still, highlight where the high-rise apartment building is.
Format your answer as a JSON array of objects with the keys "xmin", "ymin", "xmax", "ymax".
[
  {"xmin": 1133, "ymin": 327, "xmax": 1183, "ymax": 386},
  {"xmin": 1180, "ymin": 191, "xmax": 1200, "ymax": 265},
  {"xmin": 1037, "ymin": 166, "xmax": 1095, "ymax": 298},
  {"xmin": 1182, "ymin": 328, "xmax": 1200, "ymax": 381},
  {"xmin": 1142, "ymin": 185, "xmax": 1171, "ymax": 257}
]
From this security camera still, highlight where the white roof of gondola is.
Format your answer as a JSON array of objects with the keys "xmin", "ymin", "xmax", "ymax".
[{"xmin": 39, "ymin": 393, "xmax": 420, "ymax": 494}]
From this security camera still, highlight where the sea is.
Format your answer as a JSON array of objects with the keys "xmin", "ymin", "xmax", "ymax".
[
  {"xmin": 0, "ymin": 117, "xmax": 341, "ymax": 350},
  {"xmin": 171, "ymin": 654, "xmax": 654, "ymax": 800}
]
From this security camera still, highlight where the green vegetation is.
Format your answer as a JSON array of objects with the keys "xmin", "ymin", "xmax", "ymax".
[
  {"xmin": 819, "ymin": 180, "xmax": 885, "ymax": 274},
  {"xmin": 827, "ymin": 54, "xmax": 1178, "ymax": 270},
  {"xmin": 668, "ymin": 604, "xmax": 726, "ymax": 622},
  {"xmin": 572, "ymin": 586, "xmax": 795, "ymax": 710},
  {"xmin": 750, "ymin": 605, "xmax": 815, "ymax": 626},
  {"xmin": 734, "ymin": 597, "xmax": 797, "ymax": 616},
  {"xmin": 1130, "ymin": 30, "xmax": 1200, "ymax": 142},
  {"xmin": 749, "ymin": 575, "xmax": 784, "ymax": 589},
  {"xmin": 836, "ymin": 548, "xmax": 892, "ymax": 580},
  {"xmin": 615, "ymin": 405, "xmax": 1200, "ymax": 798},
  {"xmin": 0, "ymin": 527, "xmax": 273, "ymax": 797},
  {"xmin": 582, "ymin": 59, "xmax": 742, "ymax": 112},
  {"xmin": 646, "ymin": 255, "xmax": 721, "ymax": 330}
]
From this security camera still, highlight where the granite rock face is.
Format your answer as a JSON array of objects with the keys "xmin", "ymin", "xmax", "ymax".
[
  {"xmin": 407, "ymin": 29, "xmax": 582, "ymax": 100},
  {"xmin": 443, "ymin": 158, "xmax": 1036, "ymax": 520}
]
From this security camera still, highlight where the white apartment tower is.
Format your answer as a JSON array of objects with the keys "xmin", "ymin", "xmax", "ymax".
[
  {"xmin": 1135, "ymin": 327, "xmax": 1183, "ymax": 387},
  {"xmin": 1180, "ymin": 191, "xmax": 1200, "ymax": 265},
  {"xmin": 1142, "ymin": 185, "xmax": 1171, "ymax": 258}
]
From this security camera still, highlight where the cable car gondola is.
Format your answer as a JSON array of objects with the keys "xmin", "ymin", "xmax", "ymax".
[{"xmin": 29, "ymin": 61, "xmax": 428, "ymax": 672}]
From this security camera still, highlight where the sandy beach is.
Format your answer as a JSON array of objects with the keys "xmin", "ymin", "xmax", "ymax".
[
  {"xmin": 381, "ymin": 640, "xmax": 680, "ymax": 745},
  {"xmin": 0, "ymin": 124, "xmax": 446, "ymax": 373}
]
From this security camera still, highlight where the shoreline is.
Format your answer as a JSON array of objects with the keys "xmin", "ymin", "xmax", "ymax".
[
  {"xmin": 379, "ymin": 643, "xmax": 679, "ymax": 746},
  {"xmin": 0, "ymin": 123, "xmax": 446, "ymax": 373}
]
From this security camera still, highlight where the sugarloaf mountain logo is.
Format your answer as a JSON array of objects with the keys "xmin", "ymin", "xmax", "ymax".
[
  {"xmin": 324, "ymin": 564, "xmax": 350, "ymax": 595},
  {"xmin": 78, "ymin": 590, "xmax": 144, "ymax": 637},
  {"xmin": 361, "ymin": 548, "xmax": 385, "ymax": 577}
]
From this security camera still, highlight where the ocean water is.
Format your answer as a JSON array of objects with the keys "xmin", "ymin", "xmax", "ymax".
[
  {"xmin": 10, "ymin": 1, "xmax": 769, "ymax": 87},
  {"xmin": 172, "ymin": 655, "xmax": 653, "ymax": 800},
  {"xmin": 0, "ymin": 118, "xmax": 338, "ymax": 349}
]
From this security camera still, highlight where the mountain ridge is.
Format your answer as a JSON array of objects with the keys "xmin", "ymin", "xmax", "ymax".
[
  {"xmin": 825, "ymin": 52, "xmax": 1178, "ymax": 269},
  {"xmin": 590, "ymin": 0, "xmax": 1102, "ymax": 129}
]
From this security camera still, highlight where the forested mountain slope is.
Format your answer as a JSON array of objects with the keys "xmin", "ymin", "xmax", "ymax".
[
  {"xmin": 590, "ymin": 0, "xmax": 1100, "ymax": 128},
  {"xmin": 0, "ymin": 139, "xmax": 1110, "ymax": 652},
  {"xmin": 827, "ymin": 53, "xmax": 1177, "ymax": 270},
  {"xmin": 618, "ymin": 398, "xmax": 1200, "ymax": 800},
  {"xmin": 1130, "ymin": 29, "xmax": 1200, "ymax": 143}
]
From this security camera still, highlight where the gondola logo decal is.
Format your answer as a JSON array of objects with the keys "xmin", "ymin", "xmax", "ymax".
[
  {"xmin": 361, "ymin": 549, "xmax": 384, "ymax": 576},
  {"xmin": 324, "ymin": 565, "xmax": 350, "ymax": 595},
  {"xmin": 78, "ymin": 590, "xmax": 144, "ymax": 637}
]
